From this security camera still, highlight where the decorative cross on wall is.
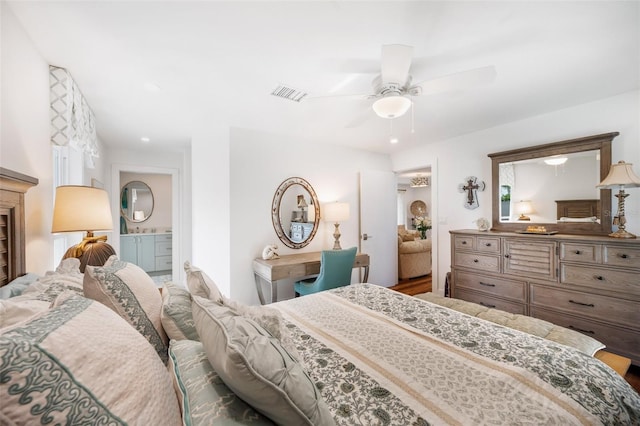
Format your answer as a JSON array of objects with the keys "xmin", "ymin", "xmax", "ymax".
[{"xmin": 458, "ymin": 176, "xmax": 485, "ymax": 210}]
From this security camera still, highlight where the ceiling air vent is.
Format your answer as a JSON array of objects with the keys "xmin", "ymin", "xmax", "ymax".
[{"xmin": 271, "ymin": 84, "xmax": 307, "ymax": 102}]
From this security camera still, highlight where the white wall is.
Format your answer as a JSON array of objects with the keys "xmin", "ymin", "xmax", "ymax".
[
  {"xmin": 392, "ymin": 90, "xmax": 640, "ymax": 294},
  {"xmin": 191, "ymin": 126, "xmax": 392, "ymax": 304},
  {"xmin": 1, "ymin": 6, "xmax": 107, "ymax": 274}
]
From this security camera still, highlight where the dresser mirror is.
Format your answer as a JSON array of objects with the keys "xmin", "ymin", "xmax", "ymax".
[
  {"xmin": 271, "ymin": 177, "xmax": 320, "ymax": 249},
  {"xmin": 120, "ymin": 180, "xmax": 154, "ymax": 223},
  {"xmin": 489, "ymin": 132, "xmax": 618, "ymax": 235}
]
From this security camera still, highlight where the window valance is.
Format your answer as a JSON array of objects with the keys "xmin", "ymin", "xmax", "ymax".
[{"xmin": 49, "ymin": 66, "xmax": 99, "ymax": 163}]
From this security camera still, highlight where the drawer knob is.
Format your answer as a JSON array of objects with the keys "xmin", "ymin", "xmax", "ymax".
[
  {"xmin": 473, "ymin": 259, "xmax": 479, "ymax": 263},
  {"xmin": 461, "ymin": 241, "xmax": 467, "ymax": 245},
  {"xmin": 569, "ymin": 299, "xmax": 595, "ymax": 308},
  {"xmin": 620, "ymin": 254, "xmax": 629, "ymax": 259},
  {"xmin": 485, "ymin": 243, "xmax": 492, "ymax": 247},
  {"xmin": 479, "ymin": 302, "xmax": 496, "ymax": 309},
  {"xmin": 574, "ymin": 250, "xmax": 581, "ymax": 255},
  {"xmin": 479, "ymin": 281, "xmax": 496, "ymax": 287},
  {"xmin": 504, "ymin": 254, "xmax": 510, "ymax": 258},
  {"xmin": 568, "ymin": 325, "xmax": 595, "ymax": 335},
  {"xmin": 594, "ymin": 275, "xmax": 604, "ymax": 281}
]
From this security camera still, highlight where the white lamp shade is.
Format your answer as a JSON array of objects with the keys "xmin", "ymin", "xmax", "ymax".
[
  {"xmin": 323, "ymin": 202, "xmax": 350, "ymax": 223},
  {"xmin": 52, "ymin": 185, "xmax": 113, "ymax": 233},
  {"xmin": 515, "ymin": 200, "xmax": 533, "ymax": 214},
  {"xmin": 597, "ymin": 161, "xmax": 640, "ymax": 188},
  {"xmin": 372, "ymin": 95, "xmax": 411, "ymax": 119}
]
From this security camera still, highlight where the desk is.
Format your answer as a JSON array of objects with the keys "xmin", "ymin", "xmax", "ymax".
[{"xmin": 252, "ymin": 251, "xmax": 370, "ymax": 305}]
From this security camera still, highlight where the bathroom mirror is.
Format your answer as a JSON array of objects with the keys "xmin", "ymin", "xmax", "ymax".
[
  {"xmin": 271, "ymin": 177, "xmax": 320, "ymax": 249},
  {"xmin": 120, "ymin": 181, "xmax": 154, "ymax": 223},
  {"xmin": 489, "ymin": 132, "xmax": 617, "ymax": 235}
]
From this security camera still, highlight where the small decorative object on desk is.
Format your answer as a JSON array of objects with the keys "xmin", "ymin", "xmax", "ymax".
[
  {"xmin": 261, "ymin": 244, "xmax": 279, "ymax": 260},
  {"xmin": 415, "ymin": 216, "xmax": 432, "ymax": 239},
  {"xmin": 474, "ymin": 217, "xmax": 490, "ymax": 231}
]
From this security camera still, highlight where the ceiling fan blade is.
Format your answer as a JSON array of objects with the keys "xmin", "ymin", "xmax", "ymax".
[
  {"xmin": 304, "ymin": 92, "xmax": 370, "ymax": 101},
  {"xmin": 414, "ymin": 65, "xmax": 497, "ymax": 96},
  {"xmin": 380, "ymin": 44, "xmax": 413, "ymax": 85}
]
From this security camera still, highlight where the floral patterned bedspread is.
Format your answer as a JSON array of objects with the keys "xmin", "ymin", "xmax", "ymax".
[{"xmin": 274, "ymin": 284, "xmax": 640, "ymax": 425}]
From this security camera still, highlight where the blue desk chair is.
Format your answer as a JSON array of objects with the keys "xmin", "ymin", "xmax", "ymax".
[{"xmin": 294, "ymin": 247, "xmax": 357, "ymax": 297}]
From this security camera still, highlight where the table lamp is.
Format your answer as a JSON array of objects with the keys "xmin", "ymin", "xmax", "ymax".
[
  {"xmin": 52, "ymin": 185, "xmax": 116, "ymax": 271},
  {"xmin": 323, "ymin": 202, "xmax": 349, "ymax": 250},
  {"xmin": 596, "ymin": 160, "xmax": 640, "ymax": 238},
  {"xmin": 516, "ymin": 200, "xmax": 533, "ymax": 221}
]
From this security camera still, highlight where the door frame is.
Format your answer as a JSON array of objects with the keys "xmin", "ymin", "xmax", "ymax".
[{"xmin": 111, "ymin": 164, "xmax": 182, "ymax": 282}]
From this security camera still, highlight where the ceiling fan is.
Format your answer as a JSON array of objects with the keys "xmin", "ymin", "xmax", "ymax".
[{"xmin": 301, "ymin": 44, "xmax": 497, "ymax": 125}]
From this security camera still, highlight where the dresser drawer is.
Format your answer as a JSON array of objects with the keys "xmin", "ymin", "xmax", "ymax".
[
  {"xmin": 559, "ymin": 242, "xmax": 600, "ymax": 263},
  {"xmin": 531, "ymin": 307, "xmax": 640, "ymax": 362},
  {"xmin": 454, "ymin": 236, "xmax": 475, "ymax": 250},
  {"xmin": 560, "ymin": 264, "xmax": 640, "ymax": 297},
  {"xmin": 476, "ymin": 237, "xmax": 501, "ymax": 253},
  {"xmin": 455, "ymin": 289, "xmax": 526, "ymax": 315},
  {"xmin": 603, "ymin": 245, "xmax": 640, "ymax": 267},
  {"xmin": 454, "ymin": 270, "xmax": 525, "ymax": 302},
  {"xmin": 155, "ymin": 255, "xmax": 172, "ymax": 271},
  {"xmin": 454, "ymin": 252, "xmax": 500, "ymax": 273},
  {"xmin": 530, "ymin": 285, "xmax": 639, "ymax": 326}
]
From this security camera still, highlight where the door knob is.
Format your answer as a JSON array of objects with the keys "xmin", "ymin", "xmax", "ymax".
[{"xmin": 362, "ymin": 233, "xmax": 373, "ymax": 240}]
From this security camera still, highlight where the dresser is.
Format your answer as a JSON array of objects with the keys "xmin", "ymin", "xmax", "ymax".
[
  {"xmin": 450, "ymin": 230, "xmax": 640, "ymax": 365},
  {"xmin": 290, "ymin": 222, "xmax": 314, "ymax": 243},
  {"xmin": 121, "ymin": 233, "xmax": 172, "ymax": 273}
]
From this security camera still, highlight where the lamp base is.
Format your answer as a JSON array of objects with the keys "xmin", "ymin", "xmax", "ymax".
[
  {"xmin": 62, "ymin": 238, "xmax": 116, "ymax": 272},
  {"xmin": 332, "ymin": 223, "xmax": 342, "ymax": 250},
  {"xmin": 518, "ymin": 214, "xmax": 531, "ymax": 221},
  {"xmin": 608, "ymin": 229, "xmax": 637, "ymax": 239}
]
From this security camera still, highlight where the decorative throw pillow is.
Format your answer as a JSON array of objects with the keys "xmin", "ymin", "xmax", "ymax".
[
  {"xmin": 222, "ymin": 296, "xmax": 301, "ymax": 361},
  {"xmin": 401, "ymin": 234, "xmax": 416, "ymax": 242},
  {"xmin": 168, "ymin": 339, "xmax": 274, "ymax": 425},
  {"xmin": 192, "ymin": 296, "xmax": 335, "ymax": 426},
  {"xmin": 184, "ymin": 261, "xmax": 223, "ymax": 303},
  {"xmin": 0, "ymin": 273, "xmax": 40, "ymax": 299},
  {"xmin": 0, "ymin": 294, "xmax": 181, "ymax": 425},
  {"xmin": 84, "ymin": 258, "xmax": 168, "ymax": 363},
  {"xmin": 161, "ymin": 282, "xmax": 199, "ymax": 341}
]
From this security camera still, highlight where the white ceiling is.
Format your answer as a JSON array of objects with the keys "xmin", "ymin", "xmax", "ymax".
[{"xmin": 7, "ymin": 1, "xmax": 639, "ymax": 154}]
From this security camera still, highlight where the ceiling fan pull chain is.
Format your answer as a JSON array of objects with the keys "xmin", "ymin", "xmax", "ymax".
[{"xmin": 411, "ymin": 99, "xmax": 415, "ymax": 134}]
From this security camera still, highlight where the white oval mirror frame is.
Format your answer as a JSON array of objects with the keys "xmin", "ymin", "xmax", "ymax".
[{"xmin": 271, "ymin": 177, "xmax": 320, "ymax": 249}]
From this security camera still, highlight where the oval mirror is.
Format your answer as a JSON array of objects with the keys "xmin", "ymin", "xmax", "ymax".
[
  {"xmin": 271, "ymin": 177, "xmax": 320, "ymax": 249},
  {"xmin": 120, "ymin": 181, "xmax": 154, "ymax": 223}
]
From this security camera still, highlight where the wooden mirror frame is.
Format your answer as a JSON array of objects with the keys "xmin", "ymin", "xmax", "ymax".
[
  {"xmin": 488, "ymin": 132, "xmax": 618, "ymax": 235},
  {"xmin": 271, "ymin": 177, "xmax": 321, "ymax": 249}
]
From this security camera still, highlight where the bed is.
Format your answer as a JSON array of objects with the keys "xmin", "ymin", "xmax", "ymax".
[
  {"xmin": 556, "ymin": 199, "xmax": 600, "ymax": 222},
  {"xmin": 1, "ymin": 170, "xmax": 639, "ymax": 425}
]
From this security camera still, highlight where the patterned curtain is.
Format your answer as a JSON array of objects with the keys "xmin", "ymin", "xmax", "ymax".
[
  {"xmin": 499, "ymin": 163, "xmax": 515, "ymax": 188},
  {"xmin": 50, "ymin": 66, "xmax": 99, "ymax": 166}
]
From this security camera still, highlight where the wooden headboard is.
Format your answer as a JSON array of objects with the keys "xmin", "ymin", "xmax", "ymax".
[
  {"xmin": 0, "ymin": 168, "xmax": 38, "ymax": 287},
  {"xmin": 555, "ymin": 199, "xmax": 600, "ymax": 220}
]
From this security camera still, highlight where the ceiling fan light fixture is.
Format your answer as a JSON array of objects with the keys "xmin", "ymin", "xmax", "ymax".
[
  {"xmin": 544, "ymin": 156, "xmax": 568, "ymax": 166},
  {"xmin": 372, "ymin": 95, "xmax": 411, "ymax": 119}
]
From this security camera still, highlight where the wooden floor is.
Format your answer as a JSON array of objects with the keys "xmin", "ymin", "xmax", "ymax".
[{"xmin": 390, "ymin": 277, "xmax": 640, "ymax": 394}]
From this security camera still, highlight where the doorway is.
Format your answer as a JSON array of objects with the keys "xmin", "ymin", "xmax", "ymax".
[
  {"xmin": 111, "ymin": 164, "xmax": 181, "ymax": 286},
  {"xmin": 395, "ymin": 167, "xmax": 435, "ymax": 293}
]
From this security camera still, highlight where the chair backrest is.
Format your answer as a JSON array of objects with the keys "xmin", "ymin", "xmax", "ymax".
[{"xmin": 313, "ymin": 247, "xmax": 358, "ymax": 292}]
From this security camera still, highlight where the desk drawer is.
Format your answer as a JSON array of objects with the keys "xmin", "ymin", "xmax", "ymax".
[{"xmin": 454, "ymin": 253, "xmax": 500, "ymax": 273}]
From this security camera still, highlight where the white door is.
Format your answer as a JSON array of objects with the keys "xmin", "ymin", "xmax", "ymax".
[{"xmin": 359, "ymin": 170, "xmax": 398, "ymax": 287}]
